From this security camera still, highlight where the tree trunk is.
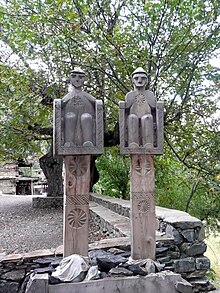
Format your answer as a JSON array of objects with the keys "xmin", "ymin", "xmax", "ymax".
[{"xmin": 39, "ymin": 145, "xmax": 63, "ymax": 197}]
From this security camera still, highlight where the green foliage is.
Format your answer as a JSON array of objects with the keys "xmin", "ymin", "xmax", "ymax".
[
  {"xmin": 155, "ymin": 154, "xmax": 220, "ymax": 231},
  {"xmin": 95, "ymin": 147, "xmax": 130, "ymax": 199}
]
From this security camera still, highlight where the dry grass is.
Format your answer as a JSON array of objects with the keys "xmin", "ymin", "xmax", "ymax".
[{"xmin": 205, "ymin": 233, "xmax": 220, "ymax": 288}]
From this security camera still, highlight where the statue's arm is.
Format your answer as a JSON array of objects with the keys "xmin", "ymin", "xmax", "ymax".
[
  {"xmin": 125, "ymin": 92, "xmax": 134, "ymax": 109},
  {"xmin": 147, "ymin": 90, "xmax": 156, "ymax": 109},
  {"xmin": 61, "ymin": 93, "xmax": 72, "ymax": 106},
  {"xmin": 84, "ymin": 92, "xmax": 96, "ymax": 103}
]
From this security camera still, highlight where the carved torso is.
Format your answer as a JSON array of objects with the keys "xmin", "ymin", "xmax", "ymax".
[
  {"xmin": 63, "ymin": 90, "xmax": 95, "ymax": 116},
  {"xmin": 126, "ymin": 90, "xmax": 156, "ymax": 118}
]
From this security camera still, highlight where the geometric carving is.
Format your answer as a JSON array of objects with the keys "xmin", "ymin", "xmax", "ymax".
[
  {"xmin": 68, "ymin": 156, "xmax": 89, "ymax": 177},
  {"xmin": 67, "ymin": 208, "xmax": 87, "ymax": 228},
  {"xmin": 133, "ymin": 157, "xmax": 152, "ymax": 176},
  {"xmin": 137, "ymin": 200, "xmax": 150, "ymax": 213},
  {"xmin": 66, "ymin": 194, "xmax": 90, "ymax": 206},
  {"xmin": 132, "ymin": 192, "xmax": 155, "ymax": 214}
]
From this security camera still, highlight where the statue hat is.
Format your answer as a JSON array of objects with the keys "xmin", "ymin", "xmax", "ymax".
[
  {"xmin": 132, "ymin": 67, "xmax": 148, "ymax": 77},
  {"xmin": 70, "ymin": 67, "xmax": 85, "ymax": 75}
]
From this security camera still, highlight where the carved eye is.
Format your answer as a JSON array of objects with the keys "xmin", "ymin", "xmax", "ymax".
[{"xmin": 71, "ymin": 74, "xmax": 76, "ymax": 78}]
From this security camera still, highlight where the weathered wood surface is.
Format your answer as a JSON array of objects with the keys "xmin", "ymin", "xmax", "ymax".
[
  {"xmin": 130, "ymin": 154, "xmax": 156, "ymax": 260},
  {"xmin": 63, "ymin": 155, "xmax": 91, "ymax": 257}
]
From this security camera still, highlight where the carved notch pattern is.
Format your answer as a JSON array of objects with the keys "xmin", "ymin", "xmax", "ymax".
[
  {"xmin": 133, "ymin": 156, "xmax": 152, "ymax": 176},
  {"xmin": 67, "ymin": 208, "xmax": 87, "ymax": 228},
  {"xmin": 66, "ymin": 194, "xmax": 90, "ymax": 206}
]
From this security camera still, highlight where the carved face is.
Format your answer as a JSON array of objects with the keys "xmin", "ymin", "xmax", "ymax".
[
  {"xmin": 70, "ymin": 73, "xmax": 85, "ymax": 89},
  {"xmin": 132, "ymin": 73, "xmax": 148, "ymax": 89}
]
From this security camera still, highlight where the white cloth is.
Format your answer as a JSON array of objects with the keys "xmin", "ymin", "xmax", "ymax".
[{"xmin": 52, "ymin": 254, "xmax": 89, "ymax": 282}]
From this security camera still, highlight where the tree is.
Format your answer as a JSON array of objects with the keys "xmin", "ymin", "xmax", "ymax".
[{"xmin": 0, "ymin": 0, "xmax": 219, "ymax": 223}]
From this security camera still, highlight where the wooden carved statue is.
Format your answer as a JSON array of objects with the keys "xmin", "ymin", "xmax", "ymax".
[
  {"xmin": 119, "ymin": 67, "xmax": 163, "ymax": 155},
  {"xmin": 53, "ymin": 68, "xmax": 103, "ymax": 156}
]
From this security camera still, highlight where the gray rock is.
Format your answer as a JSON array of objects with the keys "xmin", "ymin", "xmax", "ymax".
[
  {"xmin": 188, "ymin": 276, "xmax": 209, "ymax": 286},
  {"xmin": 195, "ymin": 226, "xmax": 205, "ymax": 241},
  {"xmin": 107, "ymin": 248, "xmax": 125, "ymax": 255},
  {"xmin": 0, "ymin": 280, "xmax": 19, "ymax": 293},
  {"xmin": 157, "ymin": 256, "xmax": 171, "ymax": 264},
  {"xmin": 145, "ymin": 259, "xmax": 156, "ymax": 274},
  {"xmin": 174, "ymin": 257, "xmax": 195, "ymax": 273},
  {"xmin": 195, "ymin": 257, "xmax": 210, "ymax": 270},
  {"xmin": 34, "ymin": 266, "xmax": 55, "ymax": 274},
  {"xmin": 181, "ymin": 229, "xmax": 195, "ymax": 242},
  {"xmin": 33, "ymin": 257, "xmax": 54, "ymax": 267},
  {"xmin": 176, "ymin": 280, "xmax": 192, "ymax": 293},
  {"xmin": 93, "ymin": 250, "xmax": 127, "ymax": 272},
  {"xmin": 127, "ymin": 264, "xmax": 147, "ymax": 276},
  {"xmin": 186, "ymin": 270, "xmax": 207, "ymax": 279},
  {"xmin": 49, "ymin": 275, "xmax": 61, "ymax": 284},
  {"xmin": 100, "ymin": 272, "xmax": 108, "ymax": 279},
  {"xmin": 167, "ymin": 251, "xmax": 180, "ymax": 259},
  {"xmin": 50, "ymin": 257, "xmax": 62, "ymax": 268},
  {"xmin": 166, "ymin": 225, "xmax": 183, "ymax": 245},
  {"xmin": 109, "ymin": 267, "xmax": 133, "ymax": 277},
  {"xmin": 1, "ymin": 269, "xmax": 25, "ymax": 282},
  {"xmin": 156, "ymin": 247, "xmax": 169, "ymax": 256},
  {"xmin": 164, "ymin": 265, "xmax": 175, "ymax": 271},
  {"xmin": 180, "ymin": 241, "xmax": 207, "ymax": 256}
]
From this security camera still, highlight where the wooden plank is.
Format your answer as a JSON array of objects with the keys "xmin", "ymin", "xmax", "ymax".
[
  {"xmin": 130, "ymin": 154, "xmax": 156, "ymax": 260},
  {"xmin": 63, "ymin": 155, "xmax": 91, "ymax": 257}
]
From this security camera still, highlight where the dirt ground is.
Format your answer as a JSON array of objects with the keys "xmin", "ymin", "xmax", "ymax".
[{"xmin": 0, "ymin": 195, "xmax": 106, "ymax": 255}]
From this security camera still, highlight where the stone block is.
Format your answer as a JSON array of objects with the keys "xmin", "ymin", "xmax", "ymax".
[
  {"xmin": 0, "ymin": 280, "xmax": 19, "ymax": 293},
  {"xmin": 174, "ymin": 258, "xmax": 195, "ymax": 273},
  {"xmin": 195, "ymin": 227, "xmax": 205, "ymax": 241},
  {"xmin": 166, "ymin": 225, "xmax": 183, "ymax": 245},
  {"xmin": 1, "ymin": 269, "xmax": 25, "ymax": 282},
  {"xmin": 109, "ymin": 267, "xmax": 133, "ymax": 277},
  {"xmin": 26, "ymin": 273, "xmax": 49, "ymax": 293},
  {"xmin": 186, "ymin": 270, "xmax": 207, "ymax": 279},
  {"xmin": 167, "ymin": 251, "xmax": 181, "ymax": 259},
  {"xmin": 157, "ymin": 256, "xmax": 171, "ymax": 264},
  {"xmin": 180, "ymin": 241, "xmax": 207, "ymax": 257},
  {"xmin": 23, "ymin": 249, "xmax": 55, "ymax": 260},
  {"xmin": 1, "ymin": 254, "xmax": 22, "ymax": 263},
  {"xmin": 195, "ymin": 257, "xmax": 210, "ymax": 270},
  {"xmin": 181, "ymin": 229, "xmax": 195, "ymax": 242},
  {"xmin": 48, "ymin": 272, "xmax": 189, "ymax": 293},
  {"xmin": 175, "ymin": 279, "xmax": 192, "ymax": 293}
]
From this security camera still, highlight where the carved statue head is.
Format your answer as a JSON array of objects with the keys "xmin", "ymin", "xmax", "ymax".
[
  {"xmin": 132, "ymin": 67, "xmax": 148, "ymax": 90},
  {"xmin": 70, "ymin": 67, "xmax": 85, "ymax": 89}
]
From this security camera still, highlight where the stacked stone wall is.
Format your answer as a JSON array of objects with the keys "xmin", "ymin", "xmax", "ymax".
[{"xmin": 0, "ymin": 194, "xmax": 214, "ymax": 292}]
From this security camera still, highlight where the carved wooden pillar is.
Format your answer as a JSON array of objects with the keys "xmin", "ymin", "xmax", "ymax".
[
  {"xmin": 63, "ymin": 155, "xmax": 90, "ymax": 257},
  {"xmin": 53, "ymin": 68, "xmax": 104, "ymax": 257},
  {"xmin": 119, "ymin": 67, "xmax": 164, "ymax": 260},
  {"xmin": 130, "ymin": 154, "xmax": 155, "ymax": 260}
]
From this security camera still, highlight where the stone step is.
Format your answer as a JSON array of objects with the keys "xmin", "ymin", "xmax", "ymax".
[
  {"xmin": 90, "ymin": 193, "xmax": 203, "ymax": 230},
  {"xmin": 90, "ymin": 193, "xmax": 130, "ymax": 218},
  {"xmin": 90, "ymin": 202, "xmax": 130, "ymax": 237},
  {"xmin": 89, "ymin": 201, "xmax": 174, "ymax": 244}
]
